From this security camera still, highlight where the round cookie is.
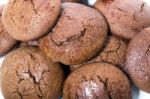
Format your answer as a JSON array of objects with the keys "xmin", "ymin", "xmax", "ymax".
[
  {"xmin": 70, "ymin": 35, "xmax": 127, "ymax": 70},
  {"xmin": 94, "ymin": 0, "xmax": 150, "ymax": 39},
  {"xmin": 62, "ymin": 0, "xmax": 81, "ymax": 3},
  {"xmin": 39, "ymin": 3, "xmax": 108, "ymax": 65},
  {"xmin": 125, "ymin": 27, "xmax": 150, "ymax": 93},
  {"xmin": 0, "ymin": 5, "xmax": 17, "ymax": 56},
  {"xmin": 2, "ymin": 0, "xmax": 61, "ymax": 41},
  {"xmin": 63, "ymin": 63, "xmax": 131, "ymax": 99},
  {"xmin": 1, "ymin": 46, "xmax": 64, "ymax": 99}
]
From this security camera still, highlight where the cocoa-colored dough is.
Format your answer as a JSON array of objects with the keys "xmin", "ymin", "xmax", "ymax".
[
  {"xmin": 63, "ymin": 63, "xmax": 131, "ymax": 99},
  {"xmin": 94, "ymin": 0, "xmax": 150, "ymax": 39},
  {"xmin": 1, "ymin": 46, "xmax": 64, "ymax": 99},
  {"xmin": 2, "ymin": 0, "xmax": 61, "ymax": 41},
  {"xmin": 0, "ymin": 5, "xmax": 17, "ymax": 56},
  {"xmin": 39, "ymin": 3, "xmax": 108, "ymax": 65},
  {"xmin": 125, "ymin": 27, "xmax": 150, "ymax": 93},
  {"xmin": 70, "ymin": 35, "xmax": 127, "ymax": 70}
]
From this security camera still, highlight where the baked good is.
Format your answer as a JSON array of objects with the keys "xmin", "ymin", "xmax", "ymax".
[
  {"xmin": 94, "ymin": 0, "xmax": 150, "ymax": 39},
  {"xmin": 0, "ymin": 5, "xmax": 17, "ymax": 56},
  {"xmin": 125, "ymin": 27, "xmax": 150, "ymax": 93},
  {"xmin": 39, "ymin": 3, "xmax": 108, "ymax": 65},
  {"xmin": 70, "ymin": 35, "xmax": 127, "ymax": 70},
  {"xmin": 63, "ymin": 63, "xmax": 131, "ymax": 99},
  {"xmin": 1, "ymin": 46, "xmax": 64, "ymax": 99},
  {"xmin": 2, "ymin": 0, "xmax": 62, "ymax": 41}
]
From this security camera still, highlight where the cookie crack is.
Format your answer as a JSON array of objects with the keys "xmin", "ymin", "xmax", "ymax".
[
  {"xmin": 140, "ymin": 2, "xmax": 145, "ymax": 13},
  {"xmin": 97, "ymin": 76, "xmax": 112, "ymax": 99},
  {"xmin": 51, "ymin": 28, "xmax": 86, "ymax": 46},
  {"xmin": 17, "ymin": 88, "xmax": 23, "ymax": 99},
  {"xmin": 145, "ymin": 45, "xmax": 150, "ymax": 56}
]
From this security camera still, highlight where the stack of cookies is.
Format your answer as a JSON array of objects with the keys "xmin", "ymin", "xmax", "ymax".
[{"xmin": 0, "ymin": 0, "xmax": 150, "ymax": 99}]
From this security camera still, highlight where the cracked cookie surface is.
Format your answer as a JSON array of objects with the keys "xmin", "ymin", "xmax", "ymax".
[
  {"xmin": 125, "ymin": 27, "xmax": 150, "ymax": 93},
  {"xmin": 2, "ymin": 0, "xmax": 61, "ymax": 41},
  {"xmin": 1, "ymin": 46, "xmax": 64, "ymax": 99},
  {"xmin": 70, "ymin": 36, "xmax": 127, "ymax": 70},
  {"xmin": 94, "ymin": 0, "xmax": 150, "ymax": 39},
  {"xmin": 63, "ymin": 63, "xmax": 131, "ymax": 99},
  {"xmin": 0, "ymin": 5, "xmax": 17, "ymax": 56},
  {"xmin": 39, "ymin": 3, "xmax": 108, "ymax": 65}
]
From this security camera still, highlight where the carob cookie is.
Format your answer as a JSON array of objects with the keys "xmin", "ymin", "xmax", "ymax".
[
  {"xmin": 2, "ymin": 0, "xmax": 61, "ymax": 41},
  {"xmin": 70, "ymin": 35, "xmax": 127, "ymax": 70},
  {"xmin": 39, "ymin": 3, "xmax": 108, "ymax": 65},
  {"xmin": 63, "ymin": 63, "xmax": 131, "ymax": 99},
  {"xmin": 94, "ymin": 0, "xmax": 150, "ymax": 39},
  {"xmin": 125, "ymin": 27, "xmax": 150, "ymax": 93},
  {"xmin": 1, "ymin": 46, "xmax": 64, "ymax": 99},
  {"xmin": 0, "ymin": 5, "xmax": 17, "ymax": 56}
]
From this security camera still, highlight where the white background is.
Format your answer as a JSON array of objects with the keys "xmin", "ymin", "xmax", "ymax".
[{"xmin": 0, "ymin": 0, "xmax": 150, "ymax": 99}]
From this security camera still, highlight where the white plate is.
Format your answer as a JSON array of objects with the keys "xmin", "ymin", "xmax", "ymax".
[{"xmin": 0, "ymin": 0, "xmax": 150, "ymax": 99}]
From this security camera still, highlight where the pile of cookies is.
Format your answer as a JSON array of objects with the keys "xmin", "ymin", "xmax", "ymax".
[{"xmin": 0, "ymin": 0, "xmax": 150, "ymax": 99}]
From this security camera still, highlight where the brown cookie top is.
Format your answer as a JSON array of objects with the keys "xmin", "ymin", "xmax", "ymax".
[
  {"xmin": 125, "ymin": 27, "xmax": 150, "ymax": 93},
  {"xmin": 39, "ymin": 3, "xmax": 108, "ymax": 65},
  {"xmin": 70, "ymin": 35, "xmax": 127, "ymax": 70},
  {"xmin": 1, "ymin": 46, "xmax": 64, "ymax": 99},
  {"xmin": 94, "ymin": 0, "xmax": 150, "ymax": 39},
  {"xmin": 0, "ymin": 5, "xmax": 17, "ymax": 56},
  {"xmin": 63, "ymin": 63, "xmax": 131, "ymax": 99},
  {"xmin": 2, "ymin": 0, "xmax": 61, "ymax": 41}
]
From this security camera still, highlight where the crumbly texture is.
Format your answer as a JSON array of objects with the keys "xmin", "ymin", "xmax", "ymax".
[
  {"xmin": 63, "ymin": 63, "xmax": 131, "ymax": 99},
  {"xmin": 39, "ymin": 3, "xmax": 108, "ymax": 65},
  {"xmin": 2, "ymin": 0, "xmax": 61, "ymax": 41},
  {"xmin": 0, "ymin": 5, "xmax": 17, "ymax": 56},
  {"xmin": 94, "ymin": 0, "xmax": 150, "ymax": 39},
  {"xmin": 125, "ymin": 27, "xmax": 150, "ymax": 93},
  {"xmin": 1, "ymin": 46, "xmax": 64, "ymax": 99},
  {"xmin": 62, "ymin": 0, "xmax": 81, "ymax": 3},
  {"xmin": 70, "ymin": 36, "xmax": 127, "ymax": 70}
]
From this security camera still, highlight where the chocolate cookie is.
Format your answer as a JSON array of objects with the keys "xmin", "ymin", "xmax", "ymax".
[
  {"xmin": 1, "ymin": 46, "xmax": 64, "ymax": 99},
  {"xmin": 39, "ymin": 3, "xmax": 108, "ymax": 65},
  {"xmin": 0, "ymin": 5, "xmax": 17, "ymax": 56},
  {"xmin": 125, "ymin": 27, "xmax": 150, "ymax": 93},
  {"xmin": 94, "ymin": 0, "xmax": 150, "ymax": 39},
  {"xmin": 63, "ymin": 63, "xmax": 131, "ymax": 99},
  {"xmin": 70, "ymin": 35, "xmax": 127, "ymax": 70},
  {"xmin": 2, "ymin": 0, "xmax": 61, "ymax": 41},
  {"xmin": 62, "ymin": 0, "xmax": 81, "ymax": 3}
]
